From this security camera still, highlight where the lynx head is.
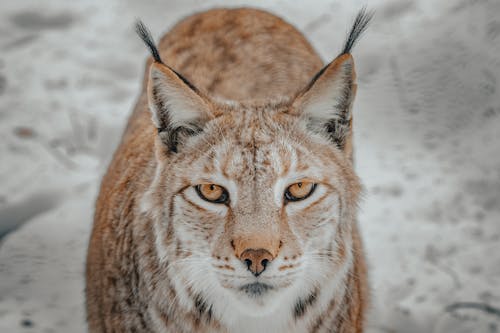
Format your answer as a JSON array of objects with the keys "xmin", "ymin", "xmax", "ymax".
[{"xmin": 137, "ymin": 10, "xmax": 371, "ymax": 319}]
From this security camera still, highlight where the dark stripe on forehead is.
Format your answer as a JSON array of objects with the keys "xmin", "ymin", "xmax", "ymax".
[{"xmin": 220, "ymin": 145, "xmax": 234, "ymax": 179}]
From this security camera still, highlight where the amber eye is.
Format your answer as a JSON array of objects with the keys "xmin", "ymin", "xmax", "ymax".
[
  {"xmin": 284, "ymin": 182, "xmax": 316, "ymax": 202},
  {"xmin": 195, "ymin": 184, "xmax": 229, "ymax": 204}
]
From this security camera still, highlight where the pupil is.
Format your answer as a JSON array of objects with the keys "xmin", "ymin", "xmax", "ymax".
[
  {"xmin": 210, "ymin": 184, "xmax": 215, "ymax": 191},
  {"xmin": 298, "ymin": 182, "xmax": 302, "ymax": 188}
]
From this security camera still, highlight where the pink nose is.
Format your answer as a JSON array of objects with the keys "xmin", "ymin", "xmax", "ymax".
[{"xmin": 239, "ymin": 248, "xmax": 274, "ymax": 276}]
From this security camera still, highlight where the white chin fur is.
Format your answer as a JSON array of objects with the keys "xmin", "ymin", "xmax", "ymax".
[{"xmin": 227, "ymin": 286, "xmax": 285, "ymax": 316}]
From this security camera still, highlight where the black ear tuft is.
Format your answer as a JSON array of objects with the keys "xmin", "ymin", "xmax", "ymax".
[
  {"xmin": 341, "ymin": 7, "xmax": 374, "ymax": 55},
  {"xmin": 135, "ymin": 20, "xmax": 163, "ymax": 64}
]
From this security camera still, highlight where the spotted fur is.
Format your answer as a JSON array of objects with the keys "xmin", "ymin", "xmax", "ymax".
[{"xmin": 86, "ymin": 7, "xmax": 370, "ymax": 333}]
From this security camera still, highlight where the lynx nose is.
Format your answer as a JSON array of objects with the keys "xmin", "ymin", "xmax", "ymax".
[{"xmin": 240, "ymin": 249, "xmax": 274, "ymax": 277}]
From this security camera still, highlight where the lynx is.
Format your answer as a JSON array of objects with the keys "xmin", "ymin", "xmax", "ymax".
[{"xmin": 86, "ymin": 7, "xmax": 372, "ymax": 333}]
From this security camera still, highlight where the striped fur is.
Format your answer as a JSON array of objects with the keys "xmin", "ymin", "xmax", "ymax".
[{"xmin": 86, "ymin": 8, "xmax": 369, "ymax": 333}]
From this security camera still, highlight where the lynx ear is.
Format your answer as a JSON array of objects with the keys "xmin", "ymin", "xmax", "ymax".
[
  {"xmin": 148, "ymin": 63, "xmax": 213, "ymax": 152},
  {"xmin": 292, "ymin": 54, "xmax": 356, "ymax": 151},
  {"xmin": 292, "ymin": 8, "xmax": 372, "ymax": 157},
  {"xmin": 136, "ymin": 20, "xmax": 213, "ymax": 152}
]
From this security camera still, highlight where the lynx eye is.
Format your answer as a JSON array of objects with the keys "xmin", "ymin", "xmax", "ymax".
[
  {"xmin": 195, "ymin": 184, "xmax": 229, "ymax": 204},
  {"xmin": 284, "ymin": 181, "xmax": 316, "ymax": 202}
]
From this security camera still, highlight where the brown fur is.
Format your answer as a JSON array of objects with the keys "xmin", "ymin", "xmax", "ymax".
[{"xmin": 86, "ymin": 8, "xmax": 369, "ymax": 333}]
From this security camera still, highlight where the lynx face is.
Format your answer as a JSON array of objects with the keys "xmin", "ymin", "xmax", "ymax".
[{"xmin": 141, "ymin": 53, "xmax": 361, "ymax": 317}]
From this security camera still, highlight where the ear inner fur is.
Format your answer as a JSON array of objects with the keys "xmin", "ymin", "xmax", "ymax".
[
  {"xmin": 147, "ymin": 62, "xmax": 214, "ymax": 152},
  {"xmin": 292, "ymin": 54, "xmax": 357, "ymax": 151}
]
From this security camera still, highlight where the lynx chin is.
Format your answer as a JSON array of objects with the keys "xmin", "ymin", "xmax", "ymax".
[{"xmin": 86, "ymin": 7, "xmax": 373, "ymax": 333}]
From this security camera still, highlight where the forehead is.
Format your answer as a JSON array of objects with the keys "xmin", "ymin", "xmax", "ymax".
[{"xmin": 197, "ymin": 107, "xmax": 329, "ymax": 182}]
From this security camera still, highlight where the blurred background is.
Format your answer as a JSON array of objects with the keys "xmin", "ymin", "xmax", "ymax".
[{"xmin": 0, "ymin": 0, "xmax": 499, "ymax": 332}]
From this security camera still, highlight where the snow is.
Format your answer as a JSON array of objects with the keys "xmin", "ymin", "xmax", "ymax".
[{"xmin": 1, "ymin": 0, "xmax": 499, "ymax": 332}]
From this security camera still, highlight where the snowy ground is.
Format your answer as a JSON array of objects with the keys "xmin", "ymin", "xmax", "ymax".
[{"xmin": 1, "ymin": 0, "xmax": 499, "ymax": 332}]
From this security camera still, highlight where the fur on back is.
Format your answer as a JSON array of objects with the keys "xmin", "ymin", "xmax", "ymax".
[{"xmin": 86, "ymin": 8, "xmax": 370, "ymax": 333}]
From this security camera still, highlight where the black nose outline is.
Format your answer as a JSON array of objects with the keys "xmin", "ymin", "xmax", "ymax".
[{"xmin": 240, "ymin": 249, "xmax": 273, "ymax": 277}]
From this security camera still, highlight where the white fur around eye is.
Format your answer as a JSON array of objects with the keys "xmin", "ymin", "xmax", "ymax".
[
  {"xmin": 274, "ymin": 174, "xmax": 323, "ymax": 208},
  {"xmin": 184, "ymin": 187, "xmax": 228, "ymax": 216},
  {"xmin": 284, "ymin": 184, "xmax": 327, "ymax": 215}
]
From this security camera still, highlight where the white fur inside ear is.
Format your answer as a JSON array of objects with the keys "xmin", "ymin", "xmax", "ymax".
[
  {"xmin": 299, "ymin": 58, "xmax": 354, "ymax": 124},
  {"xmin": 148, "ymin": 66, "xmax": 209, "ymax": 130}
]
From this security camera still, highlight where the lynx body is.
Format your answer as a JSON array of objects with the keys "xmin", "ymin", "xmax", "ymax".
[{"xmin": 86, "ymin": 8, "xmax": 371, "ymax": 333}]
